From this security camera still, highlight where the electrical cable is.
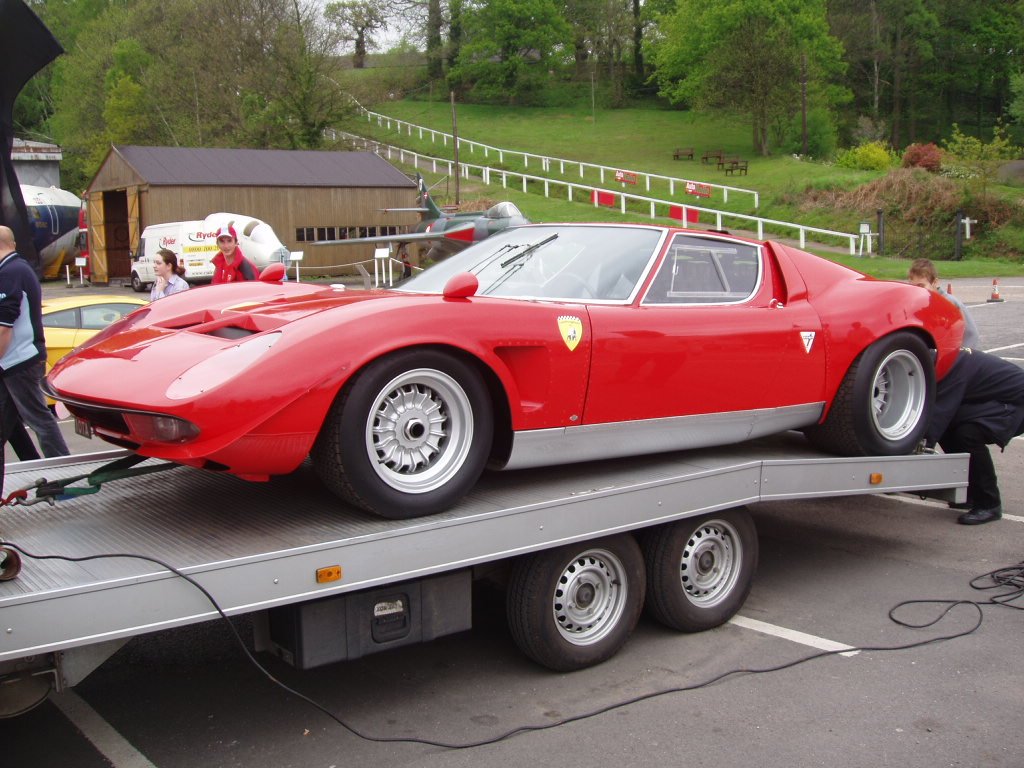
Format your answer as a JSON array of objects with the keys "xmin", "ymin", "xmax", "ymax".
[{"xmin": 1, "ymin": 540, "xmax": 1020, "ymax": 750}]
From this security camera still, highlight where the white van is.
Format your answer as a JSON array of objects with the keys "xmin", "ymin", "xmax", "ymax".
[{"xmin": 133, "ymin": 221, "xmax": 218, "ymax": 292}]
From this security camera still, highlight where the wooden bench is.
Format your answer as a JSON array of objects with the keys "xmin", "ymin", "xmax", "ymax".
[
  {"xmin": 673, "ymin": 147, "xmax": 695, "ymax": 160},
  {"xmin": 701, "ymin": 149, "xmax": 724, "ymax": 164},
  {"xmin": 725, "ymin": 159, "xmax": 749, "ymax": 176},
  {"xmin": 717, "ymin": 155, "xmax": 740, "ymax": 170}
]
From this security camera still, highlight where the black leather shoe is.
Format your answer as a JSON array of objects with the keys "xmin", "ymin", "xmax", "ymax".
[{"xmin": 957, "ymin": 506, "xmax": 1002, "ymax": 525}]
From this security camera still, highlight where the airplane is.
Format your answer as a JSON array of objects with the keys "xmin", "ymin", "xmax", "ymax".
[
  {"xmin": 313, "ymin": 174, "xmax": 530, "ymax": 262},
  {"xmin": 22, "ymin": 184, "xmax": 84, "ymax": 279}
]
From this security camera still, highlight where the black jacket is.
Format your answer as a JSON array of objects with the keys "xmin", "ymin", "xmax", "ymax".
[{"xmin": 927, "ymin": 349, "xmax": 1024, "ymax": 448}]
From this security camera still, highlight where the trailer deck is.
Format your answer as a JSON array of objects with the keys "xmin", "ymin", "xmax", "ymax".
[{"xmin": 0, "ymin": 432, "xmax": 967, "ymax": 667}]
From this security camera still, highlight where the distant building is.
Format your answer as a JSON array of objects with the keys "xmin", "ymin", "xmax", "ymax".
[
  {"xmin": 12, "ymin": 138, "xmax": 63, "ymax": 188},
  {"xmin": 85, "ymin": 145, "xmax": 418, "ymax": 284}
]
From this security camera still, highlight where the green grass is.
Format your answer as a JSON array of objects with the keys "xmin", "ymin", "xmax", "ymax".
[{"xmin": 337, "ymin": 99, "xmax": 1024, "ymax": 277}]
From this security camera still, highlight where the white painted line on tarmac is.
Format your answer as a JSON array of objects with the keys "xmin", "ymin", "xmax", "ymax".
[
  {"xmin": 729, "ymin": 615, "xmax": 859, "ymax": 657},
  {"xmin": 51, "ymin": 690, "xmax": 157, "ymax": 768},
  {"xmin": 984, "ymin": 342, "xmax": 1024, "ymax": 353},
  {"xmin": 888, "ymin": 494, "xmax": 1024, "ymax": 523}
]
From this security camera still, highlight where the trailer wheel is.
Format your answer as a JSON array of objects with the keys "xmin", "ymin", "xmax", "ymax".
[
  {"xmin": 506, "ymin": 534, "xmax": 645, "ymax": 671},
  {"xmin": 642, "ymin": 508, "xmax": 757, "ymax": 632},
  {"xmin": 313, "ymin": 349, "xmax": 493, "ymax": 519},
  {"xmin": 805, "ymin": 331, "xmax": 934, "ymax": 456},
  {"xmin": 0, "ymin": 547, "xmax": 22, "ymax": 581}
]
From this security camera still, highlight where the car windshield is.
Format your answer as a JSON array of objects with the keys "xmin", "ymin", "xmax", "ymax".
[{"xmin": 397, "ymin": 225, "xmax": 663, "ymax": 301}]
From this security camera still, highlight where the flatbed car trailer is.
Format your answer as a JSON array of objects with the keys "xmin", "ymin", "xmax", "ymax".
[{"xmin": 0, "ymin": 433, "xmax": 967, "ymax": 716}]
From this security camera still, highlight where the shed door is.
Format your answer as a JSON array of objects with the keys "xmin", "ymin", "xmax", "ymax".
[{"xmin": 87, "ymin": 193, "xmax": 107, "ymax": 283}]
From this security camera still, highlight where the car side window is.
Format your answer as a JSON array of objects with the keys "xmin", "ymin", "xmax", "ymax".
[
  {"xmin": 81, "ymin": 303, "xmax": 137, "ymax": 330},
  {"xmin": 642, "ymin": 235, "xmax": 760, "ymax": 305},
  {"xmin": 42, "ymin": 308, "xmax": 79, "ymax": 328}
]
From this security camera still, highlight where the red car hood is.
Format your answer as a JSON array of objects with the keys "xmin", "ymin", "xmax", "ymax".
[{"xmin": 47, "ymin": 282, "xmax": 419, "ymax": 409}]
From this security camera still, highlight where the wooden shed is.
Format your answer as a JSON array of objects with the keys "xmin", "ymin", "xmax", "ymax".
[{"xmin": 84, "ymin": 145, "xmax": 419, "ymax": 284}]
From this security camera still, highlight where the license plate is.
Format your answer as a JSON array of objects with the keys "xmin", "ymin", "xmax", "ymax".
[{"xmin": 74, "ymin": 417, "xmax": 93, "ymax": 439}]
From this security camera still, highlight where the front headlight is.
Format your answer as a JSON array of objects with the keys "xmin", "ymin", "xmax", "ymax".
[
  {"xmin": 165, "ymin": 332, "xmax": 282, "ymax": 400},
  {"xmin": 123, "ymin": 413, "xmax": 200, "ymax": 443}
]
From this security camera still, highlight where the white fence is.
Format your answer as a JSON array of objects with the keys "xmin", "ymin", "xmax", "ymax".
[
  {"xmin": 330, "ymin": 129, "xmax": 860, "ymax": 254},
  {"xmin": 354, "ymin": 104, "xmax": 760, "ymax": 208}
]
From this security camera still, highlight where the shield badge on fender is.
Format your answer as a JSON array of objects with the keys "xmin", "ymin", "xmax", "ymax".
[{"xmin": 558, "ymin": 315, "xmax": 583, "ymax": 351}]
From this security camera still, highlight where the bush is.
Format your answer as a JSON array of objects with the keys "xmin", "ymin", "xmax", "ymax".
[
  {"xmin": 902, "ymin": 142, "xmax": 942, "ymax": 172},
  {"xmin": 835, "ymin": 141, "xmax": 898, "ymax": 171}
]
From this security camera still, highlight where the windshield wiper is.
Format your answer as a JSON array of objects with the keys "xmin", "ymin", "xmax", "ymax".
[{"xmin": 500, "ymin": 233, "xmax": 558, "ymax": 268}]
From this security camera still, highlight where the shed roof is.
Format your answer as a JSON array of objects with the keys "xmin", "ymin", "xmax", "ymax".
[{"xmin": 107, "ymin": 145, "xmax": 415, "ymax": 188}]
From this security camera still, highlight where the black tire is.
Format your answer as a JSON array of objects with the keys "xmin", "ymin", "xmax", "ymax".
[
  {"xmin": 312, "ymin": 349, "xmax": 493, "ymax": 519},
  {"xmin": 506, "ymin": 534, "xmax": 645, "ymax": 672},
  {"xmin": 804, "ymin": 331, "xmax": 934, "ymax": 456},
  {"xmin": 130, "ymin": 272, "xmax": 146, "ymax": 293},
  {"xmin": 642, "ymin": 508, "xmax": 757, "ymax": 632}
]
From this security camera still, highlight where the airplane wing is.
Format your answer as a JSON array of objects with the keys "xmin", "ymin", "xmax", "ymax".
[{"xmin": 312, "ymin": 224, "xmax": 475, "ymax": 248}]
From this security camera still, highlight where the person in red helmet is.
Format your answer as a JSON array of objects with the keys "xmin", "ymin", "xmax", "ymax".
[{"xmin": 211, "ymin": 225, "xmax": 259, "ymax": 283}]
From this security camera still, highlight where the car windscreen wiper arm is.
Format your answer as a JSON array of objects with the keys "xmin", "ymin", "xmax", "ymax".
[{"xmin": 500, "ymin": 233, "xmax": 559, "ymax": 268}]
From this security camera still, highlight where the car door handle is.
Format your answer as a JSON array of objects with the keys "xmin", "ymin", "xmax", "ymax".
[{"xmin": 769, "ymin": 298, "xmax": 785, "ymax": 309}]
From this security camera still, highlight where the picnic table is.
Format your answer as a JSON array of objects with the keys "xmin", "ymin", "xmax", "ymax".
[{"xmin": 673, "ymin": 147, "xmax": 695, "ymax": 160}]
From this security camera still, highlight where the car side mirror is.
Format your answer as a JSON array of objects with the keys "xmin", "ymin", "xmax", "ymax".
[
  {"xmin": 259, "ymin": 263, "xmax": 286, "ymax": 282},
  {"xmin": 443, "ymin": 272, "xmax": 478, "ymax": 299}
]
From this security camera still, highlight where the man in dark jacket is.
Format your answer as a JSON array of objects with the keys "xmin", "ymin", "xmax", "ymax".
[
  {"xmin": 0, "ymin": 225, "xmax": 69, "ymax": 458},
  {"xmin": 926, "ymin": 348, "xmax": 1024, "ymax": 525}
]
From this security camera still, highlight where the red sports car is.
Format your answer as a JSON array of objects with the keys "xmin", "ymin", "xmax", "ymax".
[{"xmin": 46, "ymin": 224, "xmax": 964, "ymax": 518}]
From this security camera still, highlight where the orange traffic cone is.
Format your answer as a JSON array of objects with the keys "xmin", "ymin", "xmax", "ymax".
[{"xmin": 988, "ymin": 278, "xmax": 1005, "ymax": 303}]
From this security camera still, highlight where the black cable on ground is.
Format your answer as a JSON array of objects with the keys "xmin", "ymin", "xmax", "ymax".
[{"xmin": 2, "ymin": 540, "xmax": 1020, "ymax": 750}]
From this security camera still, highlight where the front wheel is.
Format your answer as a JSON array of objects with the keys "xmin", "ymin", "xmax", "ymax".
[
  {"xmin": 130, "ymin": 272, "xmax": 146, "ymax": 293},
  {"xmin": 804, "ymin": 331, "xmax": 934, "ymax": 456},
  {"xmin": 313, "ymin": 349, "xmax": 493, "ymax": 519},
  {"xmin": 506, "ymin": 534, "xmax": 645, "ymax": 672}
]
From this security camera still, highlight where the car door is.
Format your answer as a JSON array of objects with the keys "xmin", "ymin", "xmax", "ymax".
[{"xmin": 581, "ymin": 233, "xmax": 826, "ymax": 427}]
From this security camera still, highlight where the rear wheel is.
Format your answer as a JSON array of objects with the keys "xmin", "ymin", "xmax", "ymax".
[
  {"xmin": 313, "ymin": 349, "xmax": 493, "ymax": 519},
  {"xmin": 130, "ymin": 272, "xmax": 146, "ymax": 293},
  {"xmin": 506, "ymin": 534, "xmax": 645, "ymax": 671},
  {"xmin": 805, "ymin": 331, "xmax": 934, "ymax": 456},
  {"xmin": 642, "ymin": 509, "xmax": 757, "ymax": 632}
]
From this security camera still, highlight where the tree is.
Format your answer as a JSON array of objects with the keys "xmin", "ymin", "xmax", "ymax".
[
  {"xmin": 447, "ymin": 0, "xmax": 571, "ymax": 105},
  {"xmin": 326, "ymin": 0, "xmax": 389, "ymax": 69},
  {"xmin": 652, "ymin": 0, "xmax": 845, "ymax": 155},
  {"xmin": 943, "ymin": 121, "xmax": 1019, "ymax": 200}
]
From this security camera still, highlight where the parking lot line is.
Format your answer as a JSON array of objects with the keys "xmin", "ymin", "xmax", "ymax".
[
  {"xmin": 729, "ymin": 615, "xmax": 859, "ymax": 657},
  {"xmin": 51, "ymin": 690, "xmax": 156, "ymax": 768}
]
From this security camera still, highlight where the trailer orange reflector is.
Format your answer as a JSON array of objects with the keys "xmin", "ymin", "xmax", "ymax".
[
  {"xmin": 869, "ymin": 473, "xmax": 883, "ymax": 485},
  {"xmin": 316, "ymin": 565, "xmax": 343, "ymax": 583}
]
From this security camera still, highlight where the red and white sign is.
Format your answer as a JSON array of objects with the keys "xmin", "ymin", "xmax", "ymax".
[
  {"xmin": 614, "ymin": 170, "xmax": 637, "ymax": 185},
  {"xmin": 685, "ymin": 181, "xmax": 712, "ymax": 198},
  {"xmin": 591, "ymin": 190, "xmax": 616, "ymax": 208}
]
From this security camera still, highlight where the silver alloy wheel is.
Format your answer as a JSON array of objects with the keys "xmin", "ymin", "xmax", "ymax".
[
  {"xmin": 552, "ymin": 548, "xmax": 629, "ymax": 645},
  {"xmin": 680, "ymin": 519, "xmax": 742, "ymax": 607},
  {"xmin": 870, "ymin": 348, "xmax": 927, "ymax": 442},
  {"xmin": 365, "ymin": 367, "xmax": 474, "ymax": 494}
]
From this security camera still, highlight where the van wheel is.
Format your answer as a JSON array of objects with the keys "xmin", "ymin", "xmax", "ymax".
[{"xmin": 130, "ymin": 272, "xmax": 146, "ymax": 293}]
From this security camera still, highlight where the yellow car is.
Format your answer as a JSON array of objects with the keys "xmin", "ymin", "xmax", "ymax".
[{"xmin": 42, "ymin": 295, "xmax": 148, "ymax": 372}]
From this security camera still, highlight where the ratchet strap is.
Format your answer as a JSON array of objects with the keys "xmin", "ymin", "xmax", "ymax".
[{"xmin": 1, "ymin": 454, "xmax": 180, "ymax": 507}]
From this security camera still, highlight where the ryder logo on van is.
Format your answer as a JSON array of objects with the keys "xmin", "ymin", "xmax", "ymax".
[
  {"xmin": 159, "ymin": 236, "xmax": 178, "ymax": 247},
  {"xmin": 190, "ymin": 232, "xmax": 219, "ymax": 242}
]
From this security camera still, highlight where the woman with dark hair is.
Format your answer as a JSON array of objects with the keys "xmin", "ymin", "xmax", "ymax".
[{"xmin": 151, "ymin": 248, "xmax": 190, "ymax": 301}]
